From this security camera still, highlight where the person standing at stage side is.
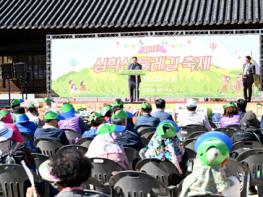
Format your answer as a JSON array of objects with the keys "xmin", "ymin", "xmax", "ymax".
[
  {"xmin": 128, "ymin": 56, "xmax": 142, "ymax": 102},
  {"xmin": 243, "ymin": 56, "xmax": 255, "ymax": 102}
]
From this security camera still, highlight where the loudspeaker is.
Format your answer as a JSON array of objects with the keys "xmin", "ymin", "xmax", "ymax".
[
  {"xmin": 13, "ymin": 62, "xmax": 26, "ymax": 80},
  {"xmin": 1, "ymin": 63, "xmax": 13, "ymax": 79}
]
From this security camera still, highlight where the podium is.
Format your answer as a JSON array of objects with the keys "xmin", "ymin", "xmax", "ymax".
[{"xmin": 119, "ymin": 70, "xmax": 145, "ymax": 102}]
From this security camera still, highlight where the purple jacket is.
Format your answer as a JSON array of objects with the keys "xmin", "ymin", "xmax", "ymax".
[
  {"xmin": 58, "ymin": 116, "xmax": 82, "ymax": 133},
  {"xmin": 220, "ymin": 115, "xmax": 240, "ymax": 128}
]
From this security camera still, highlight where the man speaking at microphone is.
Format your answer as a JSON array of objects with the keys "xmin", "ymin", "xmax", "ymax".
[{"xmin": 128, "ymin": 56, "xmax": 142, "ymax": 102}]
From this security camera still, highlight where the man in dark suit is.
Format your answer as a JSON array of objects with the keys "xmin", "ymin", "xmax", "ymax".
[
  {"xmin": 243, "ymin": 56, "xmax": 255, "ymax": 102},
  {"xmin": 128, "ymin": 56, "xmax": 142, "ymax": 102}
]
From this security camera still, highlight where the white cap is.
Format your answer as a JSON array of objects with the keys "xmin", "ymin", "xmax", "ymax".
[
  {"xmin": 186, "ymin": 99, "xmax": 197, "ymax": 107},
  {"xmin": 0, "ymin": 122, "xmax": 13, "ymax": 142}
]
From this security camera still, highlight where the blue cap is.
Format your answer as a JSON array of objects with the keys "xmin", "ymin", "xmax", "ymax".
[
  {"xmin": 60, "ymin": 103, "xmax": 75, "ymax": 119},
  {"xmin": 97, "ymin": 123, "xmax": 126, "ymax": 135},
  {"xmin": 194, "ymin": 131, "xmax": 233, "ymax": 153},
  {"xmin": 16, "ymin": 114, "xmax": 29, "ymax": 123}
]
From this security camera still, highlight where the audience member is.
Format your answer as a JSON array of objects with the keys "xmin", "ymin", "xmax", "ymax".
[
  {"xmin": 34, "ymin": 111, "xmax": 69, "ymax": 145},
  {"xmin": 26, "ymin": 149, "xmax": 93, "ymax": 197},
  {"xmin": 42, "ymin": 97, "xmax": 56, "ymax": 112},
  {"xmin": 111, "ymin": 109, "xmax": 141, "ymax": 150},
  {"xmin": 0, "ymin": 109, "xmax": 24, "ymax": 143},
  {"xmin": 180, "ymin": 131, "xmax": 240, "ymax": 197},
  {"xmin": 10, "ymin": 99, "xmax": 22, "ymax": 121},
  {"xmin": 135, "ymin": 102, "xmax": 160, "ymax": 129},
  {"xmin": 82, "ymin": 112, "xmax": 104, "ymax": 139},
  {"xmin": 140, "ymin": 121, "xmax": 184, "ymax": 174},
  {"xmin": 0, "ymin": 122, "xmax": 35, "ymax": 169},
  {"xmin": 15, "ymin": 108, "xmax": 37, "ymax": 137},
  {"xmin": 220, "ymin": 103, "xmax": 240, "ymax": 128},
  {"xmin": 26, "ymin": 103, "xmax": 40, "ymax": 126},
  {"xmin": 112, "ymin": 99, "xmax": 134, "ymax": 130},
  {"xmin": 237, "ymin": 98, "xmax": 247, "ymax": 119},
  {"xmin": 58, "ymin": 103, "xmax": 88, "ymax": 133},
  {"xmin": 232, "ymin": 111, "xmax": 263, "ymax": 143},
  {"xmin": 177, "ymin": 99, "xmax": 212, "ymax": 130},
  {"xmin": 11, "ymin": 99, "xmax": 21, "ymax": 111},
  {"xmin": 15, "ymin": 109, "xmax": 37, "ymax": 151},
  {"xmin": 101, "ymin": 104, "xmax": 112, "ymax": 123},
  {"xmin": 86, "ymin": 123, "xmax": 129, "ymax": 169},
  {"xmin": 152, "ymin": 98, "xmax": 173, "ymax": 121}
]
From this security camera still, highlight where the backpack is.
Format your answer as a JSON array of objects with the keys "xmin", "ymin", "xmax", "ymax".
[
  {"xmin": 0, "ymin": 140, "xmax": 35, "ymax": 169},
  {"xmin": 0, "ymin": 140, "xmax": 17, "ymax": 164}
]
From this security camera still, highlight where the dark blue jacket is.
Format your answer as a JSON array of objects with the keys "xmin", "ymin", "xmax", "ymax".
[
  {"xmin": 34, "ymin": 127, "xmax": 69, "ymax": 145},
  {"xmin": 117, "ymin": 129, "xmax": 142, "ymax": 150},
  {"xmin": 151, "ymin": 110, "xmax": 173, "ymax": 121},
  {"xmin": 135, "ymin": 114, "xmax": 160, "ymax": 129}
]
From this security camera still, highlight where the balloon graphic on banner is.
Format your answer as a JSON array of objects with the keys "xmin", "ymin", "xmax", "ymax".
[
  {"xmin": 69, "ymin": 58, "xmax": 78, "ymax": 69},
  {"xmin": 210, "ymin": 42, "xmax": 217, "ymax": 52}
]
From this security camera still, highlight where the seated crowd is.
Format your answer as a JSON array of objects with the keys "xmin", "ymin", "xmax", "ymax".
[{"xmin": 0, "ymin": 97, "xmax": 261, "ymax": 197}]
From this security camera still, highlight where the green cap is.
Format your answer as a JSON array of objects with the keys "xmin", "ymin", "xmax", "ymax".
[
  {"xmin": 97, "ymin": 123, "xmax": 125, "ymax": 135},
  {"xmin": 101, "ymin": 105, "xmax": 112, "ymax": 116},
  {"xmin": 42, "ymin": 97, "xmax": 54, "ymax": 103},
  {"xmin": 0, "ymin": 110, "xmax": 9, "ymax": 120},
  {"xmin": 141, "ymin": 102, "xmax": 152, "ymax": 110},
  {"xmin": 88, "ymin": 112, "xmax": 103, "ymax": 122},
  {"xmin": 11, "ymin": 99, "xmax": 21, "ymax": 107},
  {"xmin": 157, "ymin": 121, "xmax": 176, "ymax": 139},
  {"xmin": 112, "ymin": 109, "xmax": 128, "ymax": 120},
  {"xmin": 224, "ymin": 103, "xmax": 237, "ymax": 109},
  {"xmin": 197, "ymin": 138, "xmax": 229, "ymax": 167},
  {"xmin": 60, "ymin": 103, "xmax": 75, "ymax": 119},
  {"xmin": 113, "ymin": 100, "xmax": 124, "ymax": 108},
  {"xmin": 61, "ymin": 103, "xmax": 74, "ymax": 112},
  {"xmin": 44, "ymin": 111, "xmax": 59, "ymax": 121},
  {"xmin": 28, "ymin": 103, "xmax": 35, "ymax": 108}
]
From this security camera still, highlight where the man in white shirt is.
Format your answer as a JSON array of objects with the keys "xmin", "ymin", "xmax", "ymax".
[
  {"xmin": 177, "ymin": 99, "xmax": 212, "ymax": 131},
  {"xmin": 243, "ymin": 56, "xmax": 255, "ymax": 102}
]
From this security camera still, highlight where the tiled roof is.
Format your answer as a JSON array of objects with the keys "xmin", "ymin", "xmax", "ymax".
[{"xmin": 0, "ymin": 0, "xmax": 263, "ymax": 30}]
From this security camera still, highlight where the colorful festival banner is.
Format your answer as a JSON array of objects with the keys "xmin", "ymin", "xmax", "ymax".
[{"xmin": 50, "ymin": 35, "xmax": 260, "ymax": 98}]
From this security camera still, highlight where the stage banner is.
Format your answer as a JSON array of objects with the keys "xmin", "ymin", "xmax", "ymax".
[{"xmin": 50, "ymin": 35, "xmax": 260, "ymax": 98}]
